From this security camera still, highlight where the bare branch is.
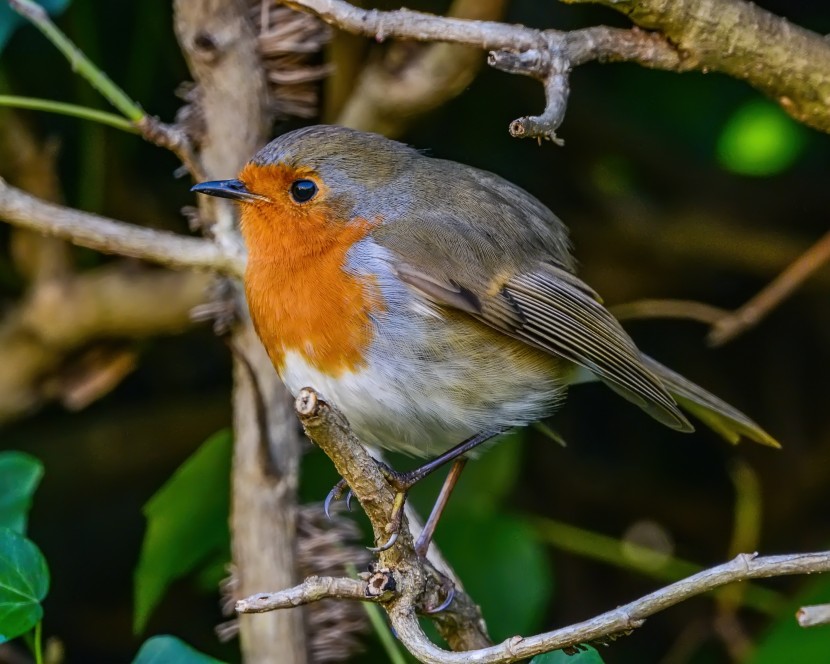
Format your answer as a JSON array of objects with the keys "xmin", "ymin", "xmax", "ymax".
[
  {"xmin": 797, "ymin": 603, "xmax": 830, "ymax": 628},
  {"xmin": 288, "ymin": 0, "xmax": 681, "ymax": 141},
  {"xmin": 293, "ymin": 389, "xmax": 492, "ymax": 652},
  {"xmin": 237, "ymin": 576, "xmax": 373, "ymax": 613},
  {"xmin": 391, "ymin": 552, "xmax": 830, "ymax": 664},
  {"xmin": 611, "ymin": 299, "xmax": 728, "ymax": 325},
  {"xmin": 0, "ymin": 178, "xmax": 244, "ymax": 278},
  {"xmin": 289, "ymin": 0, "xmax": 830, "ymax": 141},
  {"xmin": 567, "ymin": 0, "xmax": 830, "ymax": 133},
  {"xmin": 708, "ymin": 230, "xmax": 830, "ymax": 346},
  {"xmin": 236, "ymin": 388, "xmax": 830, "ymax": 663}
]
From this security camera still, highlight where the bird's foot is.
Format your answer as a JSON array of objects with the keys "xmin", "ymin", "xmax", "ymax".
[{"xmin": 323, "ymin": 478, "xmax": 353, "ymax": 520}]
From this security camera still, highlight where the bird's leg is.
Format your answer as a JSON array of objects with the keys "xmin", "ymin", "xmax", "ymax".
[
  {"xmin": 415, "ymin": 458, "xmax": 468, "ymax": 557},
  {"xmin": 369, "ymin": 429, "xmax": 503, "ymax": 552}
]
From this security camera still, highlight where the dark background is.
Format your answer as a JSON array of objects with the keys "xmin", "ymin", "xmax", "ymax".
[{"xmin": 1, "ymin": 1, "xmax": 829, "ymax": 662}]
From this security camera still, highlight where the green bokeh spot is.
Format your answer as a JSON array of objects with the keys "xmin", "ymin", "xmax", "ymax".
[{"xmin": 717, "ymin": 100, "xmax": 806, "ymax": 176}]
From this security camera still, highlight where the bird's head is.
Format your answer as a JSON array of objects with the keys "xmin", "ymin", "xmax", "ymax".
[{"xmin": 192, "ymin": 125, "xmax": 418, "ymax": 258}]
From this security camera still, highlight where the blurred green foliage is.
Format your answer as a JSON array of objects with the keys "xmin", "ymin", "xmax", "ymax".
[
  {"xmin": 134, "ymin": 430, "xmax": 232, "ymax": 634},
  {"xmin": 132, "ymin": 635, "xmax": 226, "ymax": 664},
  {"xmin": 0, "ymin": 527, "xmax": 48, "ymax": 644}
]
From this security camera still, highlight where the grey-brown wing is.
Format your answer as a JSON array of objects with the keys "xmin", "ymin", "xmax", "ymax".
[{"xmin": 396, "ymin": 262, "xmax": 692, "ymax": 432}]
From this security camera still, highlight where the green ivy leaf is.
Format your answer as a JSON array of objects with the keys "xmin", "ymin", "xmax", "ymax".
[
  {"xmin": 747, "ymin": 572, "xmax": 830, "ymax": 664},
  {"xmin": 0, "ymin": 452, "xmax": 43, "ymax": 533},
  {"xmin": 530, "ymin": 645, "xmax": 606, "ymax": 663},
  {"xmin": 0, "ymin": 0, "xmax": 72, "ymax": 54},
  {"xmin": 0, "ymin": 527, "xmax": 49, "ymax": 644},
  {"xmin": 438, "ymin": 512, "xmax": 553, "ymax": 640},
  {"xmin": 717, "ymin": 100, "xmax": 806, "ymax": 176},
  {"xmin": 132, "ymin": 635, "xmax": 225, "ymax": 664},
  {"xmin": 133, "ymin": 430, "xmax": 232, "ymax": 634}
]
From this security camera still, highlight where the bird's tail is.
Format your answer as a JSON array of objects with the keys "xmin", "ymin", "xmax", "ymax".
[{"xmin": 641, "ymin": 355, "xmax": 780, "ymax": 448}]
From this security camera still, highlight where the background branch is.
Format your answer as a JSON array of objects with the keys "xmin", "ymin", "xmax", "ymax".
[{"xmin": 0, "ymin": 178, "xmax": 243, "ymax": 277}]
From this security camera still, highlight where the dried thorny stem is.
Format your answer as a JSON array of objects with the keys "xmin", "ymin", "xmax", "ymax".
[
  {"xmin": 234, "ymin": 389, "xmax": 830, "ymax": 663},
  {"xmin": 288, "ymin": 0, "xmax": 830, "ymax": 141}
]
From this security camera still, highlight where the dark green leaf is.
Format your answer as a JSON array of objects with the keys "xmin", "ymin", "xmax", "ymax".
[
  {"xmin": 438, "ymin": 512, "xmax": 553, "ymax": 640},
  {"xmin": 0, "ymin": 452, "xmax": 43, "ymax": 533},
  {"xmin": 717, "ymin": 101, "xmax": 806, "ymax": 176},
  {"xmin": 0, "ymin": 527, "xmax": 49, "ymax": 644},
  {"xmin": 531, "ymin": 645, "xmax": 606, "ymax": 663},
  {"xmin": 0, "ymin": 0, "xmax": 72, "ymax": 54},
  {"xmin": 132, "ymin": 635, "xmax": 225, "ymax": 664},
  {"xmin": 133, "ymin": 430, "xmax": 232, "ymax": 633},
  {"xmin": 747, "ymin": 573, "xmax": 830, "ymax": 664}
]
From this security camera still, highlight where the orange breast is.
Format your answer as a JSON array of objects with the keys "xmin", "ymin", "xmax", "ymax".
[{"xmin": 239, "ymin": 163, "xmax": 383, "ymax": 377}]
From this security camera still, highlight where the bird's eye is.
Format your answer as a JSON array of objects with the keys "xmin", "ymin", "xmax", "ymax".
[{"xmin": 290, "ymin": 179, "xmax": 317, "ymax": 203}]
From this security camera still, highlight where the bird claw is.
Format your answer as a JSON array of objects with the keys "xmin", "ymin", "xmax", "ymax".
[
  {"xmin": 324, "ymin": 478, "xmax": 350, "ymax": 520},
  {"xmin": 424, "ymin": 584, "xmax": 456, "ymax": 615},
  {"xmin": 367, "ymin": 530, "xmax": 399, "ymax": 553}
]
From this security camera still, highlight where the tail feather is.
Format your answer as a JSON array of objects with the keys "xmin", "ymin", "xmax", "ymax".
[{"xmin": 642, "ymin": 355, "xmax": 781, "ymax": 448}]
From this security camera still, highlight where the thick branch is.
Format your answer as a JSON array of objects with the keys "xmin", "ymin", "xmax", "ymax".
[
  {"xmin": 0, "ymin": 265, "xmax": 211, "ymax": 423},
  {"xmin": 173, "ymin": 2, "xmax": 307, "ymax": 663},
  {"xmin": 0, "ymin": 178, "xmax": 244, "ymax": 278},
  {"xmin": 568, "ymin": 0, "xmax": 830, "ymax": 133},
  {"xmin": 293, "ymin": 389, "xmax": 491, "ymax": 652}
]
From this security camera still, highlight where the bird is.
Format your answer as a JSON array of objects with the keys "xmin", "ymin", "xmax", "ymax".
[{"xmin": 193, "ymin": 124, "xmax": 778, "ymax": 554}]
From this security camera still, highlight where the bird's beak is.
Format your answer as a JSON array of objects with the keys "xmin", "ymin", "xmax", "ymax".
[{"xmin": 191, "ymin": 179, "xmax": 268, "ymax": 203}]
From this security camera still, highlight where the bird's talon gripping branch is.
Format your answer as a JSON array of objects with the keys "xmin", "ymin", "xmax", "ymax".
[
  {"xmin": 324, "ymin": 478, "xmax": 351, "ymax": 520},
  {"xmin": 367, "ymin": 488, "xmax": 407, "ymax": 552},
  {"xmin": 423, "ymin": 579, "xmax": 456, "ymax": 615}
]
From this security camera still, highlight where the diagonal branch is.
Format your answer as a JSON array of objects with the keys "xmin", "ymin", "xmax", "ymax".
[{"xmin": 0, "ymin": 178, "xmax": 244, "ymax": 278}]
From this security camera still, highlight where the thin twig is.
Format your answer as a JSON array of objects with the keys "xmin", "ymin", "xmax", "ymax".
[
  {"xmin": 0, "ymin": 178, "xmax": 244, "ymax": 277},
  {"xmin": 237, "ymin": 576, "xmax": 372, "ymax": 612},
  {"xmin": 10, "ymin": 0, "xmax": 203, "ymax": 178},
  {"xmin": 708, "ymin": 230, "xmax": 830, "ymax": 346},
  {"xmin": 0, "ymin": 96, "xmax": 137, "ymax": 133},
  {"xmin": 610, "ymin": 299, "xmax": 729, "ymax": 325},
  {"xmin": 797, "ymin": 603, "xmax": 830, "ymax": 628},
  {"xmin": 10, "ymin": 0, "xmax": 144, "ymax": 122}
]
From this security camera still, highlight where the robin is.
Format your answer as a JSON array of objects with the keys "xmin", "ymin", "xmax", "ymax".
[{"xmin": 193, "ymin": 125, "xmax": 778, "ymax": 554}]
